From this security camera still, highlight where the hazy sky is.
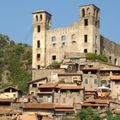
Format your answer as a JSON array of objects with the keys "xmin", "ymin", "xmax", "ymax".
[{"xmin": 0, "ymin": 0, "xmax": 120, "ymax": 45}]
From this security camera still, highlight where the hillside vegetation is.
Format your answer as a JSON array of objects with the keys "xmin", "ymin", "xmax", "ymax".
[{"xmin": 0, "ymin": 33, "xmax": 32, "ymax": 92}]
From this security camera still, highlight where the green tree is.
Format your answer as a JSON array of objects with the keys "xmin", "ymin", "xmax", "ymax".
[
  {"xmin": 86, "ymin": 53, "xmax": 97, "ymax": 61},
  {"xmin": 106, "ymin": 109, "xmax": 113, "ymax": 120},
  {"xmin": 78, "ymin": 107, "xmax": 101, "ymax": 120},
  {"xmin": 48, "ymin": 61, "xmax": 62, "ymax": 68},
  {"xmin": 97, "ymin": 54, "xmax": 108, "ymax": 62},
  {"xmin": 106, "ymin": 109, "xmax": 120, "ymax": 120},
  {"xmin": 86, "ymin": 53, "xmax": 108, "ymax": 63}
]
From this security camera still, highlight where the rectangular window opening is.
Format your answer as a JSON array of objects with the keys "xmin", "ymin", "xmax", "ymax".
[
  {"xmin": 37, "ymin": 40, "xmax": 40, "ymax": 48},
  {"xmin": 84, "ymin": 35, "xmax": 88, "ymax": 43},
  {"xmin": 37, "ymin": 25, "xmax": 41, "ymax": 32},
  {"xmin": 84, "ymin": 19, "xmax": 88, "ymax": 26},
  {"xmin": 51, "ymin": 36, "xmax": 56, "ymax": 42},
  {"xmin": 84, "ymin": 49, "xmax": 88, "ymax": 53},
  {"xmin": 61, "ymin": 35, "xmax": 66, "ymax": 41},
  {"xmin": 52, "ymin": 55, "xmax": 56, "ymax": 60},
  {"xmin": 37, "ymin": 54, "xmax": 40, "ymax": 61}
]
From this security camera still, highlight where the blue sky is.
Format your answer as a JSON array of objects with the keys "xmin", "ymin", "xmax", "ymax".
[{"xmin": 0, "ymin": 0, "xmax": 120, "ymax": 45}]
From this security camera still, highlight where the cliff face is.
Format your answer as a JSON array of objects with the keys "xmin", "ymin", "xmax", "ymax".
[
  {"xmin": 0, "ymin": 33, "xmax": 32, "ymax": 91},
  {"xmin": 100, "ymin": 35, "xmax": 120, "ymax": 65}
]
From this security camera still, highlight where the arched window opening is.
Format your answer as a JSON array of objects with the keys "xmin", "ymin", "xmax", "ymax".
[
  {"xmin": 87, "ymin": 8, "xmax": 90, "ymax": 16},
  {"xmin": 36, "ymin": 15, "xmax": 38, "ymax": 21},
  {"xmin": 37, "ymin": 54, "xmax": 40, "ymax": 61},
  {"xmin": 82, "ymin": 9, "xmax": 85, "ymax": 17},
  {"xmin": 115, "ymin": 58, "xmax": 117, "ymax": 65},
  {"xmin": 40, "ymin": 15, "xmax": 42, "ymax": 21}
]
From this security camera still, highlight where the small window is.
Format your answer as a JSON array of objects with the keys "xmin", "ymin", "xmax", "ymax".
[
  {"xmin": 37, "ymin": 54, "xmax": 40, "ymax": 61},
  {"xmin": 37, "ymin": 25, "xmax": 41, "ymax": 32},
  {"xmin": 115, "ymin": 58, "xmax": 117, "ymax": 65},
  {"xmin": 84, "ymin": 19, "xmax": 88, "ymax": 26},
  {"xmin": 32, "ymin": 84, "xmax": 37, "ymax": 88},
  {"xmin": 84, "ymin": 49, "xmax": 88, "ymax": 53},
  {"xmin": 94, "ymin": 79, "xmax": 98, "ymax": 84},
  {"xmin": 72, "ymin": 41, "xmax": 76, "ymax": 44},
  {"xmin": 53, "ymin": 43, "xmax": 56, "ymax": 46},
  {"xmin": 95, "ymin": 50, "xmax": 97, "ymax": 54},
  {"xmin": 61, "ymin": 35, "xmax": 66, "ymax": 41},
  {"xmin": 36, "ymin": 15, "xmax": 38, "ymax": 21},
  {"xmin": 62, "ymin": 42, "xmax": 65, "ymax": 46},
  {"xmin": 31, "ymin": 92, "xmax": 34, "ymax": 95},
  {"xmin": 84, "ymin": 35, "xmax": 88, "ymax": 43},
  {"xmin": 85, "ymin": 79, "xmax": 88, "ymax": 84},
  {"xmin": 51, "ymin": 36, "xmax": 56, "ymax": 42},
  {"xmin": 40, "ymin": 15, "xmax": 42, "ymax": 21},
  {"xmin": 52, "ymin": 55, "xmax": 56, "ymax": 60},
  {"xmin": 37, "ymin": 65, "xmax": 40, "ymax": 69},
  {"xmin": 109, "ymin": 56, "xmax": 111, "ymax": 60},
  {"xmin": 37, "ymin": 40, "xmax": 40, "ymax": 48}
]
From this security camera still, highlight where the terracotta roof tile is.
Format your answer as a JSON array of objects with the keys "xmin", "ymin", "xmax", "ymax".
[
  {"xmin": 84, "ymin": 99, "xmax": 110, "ymax": 104},
  {"xmin": 0, "ymin": 98, "xmax": 15, "ymax": 102},
  {"xmin": 39, "ymin": 83, "xmax": 58, "ymax": 88},
  {"xmin": 85, "ymin": 89, "xmax": 97, "ymax": 92},
  {"xmin": 55, "ymin": 104, "xmax": 73, "ymax": 108},
  {"xmin": 0, "ymin": 108, "xmax": 17, "ymax": 114},
  {"xmin": 22, "ymin": 103, "xmax": 74, "ymax": 112},
  {"xmin": 19, "ymin": 115, "xmax": 37, "ymax": 120},
  {"xmin": 111, "ymin": 76, "xmax": 120, "ymax": 80},
  {"xmin": 55, "ymin": 109, "xmax": 73, "ymax": 112},
  {"xmin": 22, "ymin": 103, "xmax": 54, "ymax": 109},
  {"xmin": 57, "ymin": 85, "xmax": 84, "ymax": 90},
  {"xmin": 0, "ymin": 118, "xmax": 16, "ymax": 120}
]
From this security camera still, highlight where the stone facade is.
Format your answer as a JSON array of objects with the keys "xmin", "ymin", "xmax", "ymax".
[
  {"xmin": 32, "ymin": 4, "xmax": 120, "ymax": 69},
  {"xmin": 32, "ymin": 4, "xmax": 100, "ymax": 69},
  {"xmin": 100, "ymin": 36, "xmax": 120, "ymax": 65}
]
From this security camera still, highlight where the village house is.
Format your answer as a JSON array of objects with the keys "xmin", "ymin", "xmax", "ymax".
[{"xmin": 110, "ymin": 75, "xmax": 120, "ymax": 99}]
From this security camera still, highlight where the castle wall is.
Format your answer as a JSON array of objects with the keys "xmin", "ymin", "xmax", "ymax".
[
  {"xmin": 100, "ymin": 36, "xmax": 120, "ymax": 65},
  {"xmin": 32, "ymin": 4, "xmax": 100, "ymax": 69}
]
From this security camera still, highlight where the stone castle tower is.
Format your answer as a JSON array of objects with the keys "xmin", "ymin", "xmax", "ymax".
[
  {"xmin": 32, "ymin": 4, "xmax": 100, "ymax": 69},
  {"xmin": 32, "ymin": 10, "xmax": 52, "ymax": 68}
]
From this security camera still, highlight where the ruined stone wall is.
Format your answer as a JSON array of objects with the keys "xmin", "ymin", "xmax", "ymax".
[{"xmin": 100, "ymin": 36, "xmax": 120, "ymax": 65}]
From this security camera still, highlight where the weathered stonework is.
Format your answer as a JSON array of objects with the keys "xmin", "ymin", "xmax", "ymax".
[
  {"xmin": 100, "ymin": 36, "xmax": 120, "ymax": 65},
  {"xmin": 32, "ymin": 4, "xmax": 100, "ymax": 69},
  {"xmin": 32, "ymin": 4, "xmax": 120, "ymax": 73}
]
